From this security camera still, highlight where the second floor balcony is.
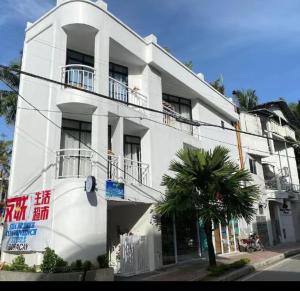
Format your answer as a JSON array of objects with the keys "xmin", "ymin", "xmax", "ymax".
[
  {"xmin": 56, "ymin": 149, "xmax": 150, "ymax": 186},
  {"xmin": 109, "ymin": 77, "xmax": 148, "ymax": 109},
  {"xmin": 62, "ymin": 64, "xmax": 95, "ymax": 92},
  {"xmin": 270, "ymin": 120, "xmax": 296, "ymax": 140}
]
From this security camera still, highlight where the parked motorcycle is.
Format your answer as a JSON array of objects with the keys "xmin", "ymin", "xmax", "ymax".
[{"xmin": 240, "ymin": 233, "xmax": 264, "ymax": 253}]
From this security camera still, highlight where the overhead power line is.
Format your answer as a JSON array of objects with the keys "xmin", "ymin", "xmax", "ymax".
[
  {"xmin": 1, "ymin": 64, "xmax": 299, "ymax": 149},
  {"xmin": 16, "ymin": 106, "xmax": 298, "ymax": 160},
  {"xmin": 1, "ymin": 79, "xmax": 163, "ymax": 202}
]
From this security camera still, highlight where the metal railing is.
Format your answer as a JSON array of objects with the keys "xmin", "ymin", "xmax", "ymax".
[
  {"xmin": 265, "ymin": 178, "xmax": 300, "ymax": 193},
  {"xmin": 56, "ymin": 149, "xmax": 93, "ymax": 179},
  {"xmin": 107, "ymin": 153, "xmax": 119, "ymax": 181},
  {"xmin": 162, "ymin": 101, "xmax": 194, "ymax": 135},
  {"xmin": 107, "ymin": 154, "xmax": 150, "ymax": 186},
  {"xmin": 62, "ymin": 64, "xmax": 95, "ymax": 92},
  {"xmin": 109, "ymin": 77, "xmax": 148, "ymax": 109},
  {"xmin": 124, "ymin": 157, "xmax": 150, "ymax": 186}
]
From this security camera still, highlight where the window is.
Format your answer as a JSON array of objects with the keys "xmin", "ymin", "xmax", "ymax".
[
  {"xmin": 66, "ymin": 49, "xmax": 94, "ymax": 67},
  {"xmin": 249, "ymin": 158, "xmax": 257, "ymax": 175},
  {"xmin": 109, "ymin": 62, "xmax": 129, "ymax": 101},
  {"xmin": 162, "ymin": 94, "xmax": 192, "ymax": 120},
  {"xmin": 59, "ymin": 119, "xmax": 92, "ymax": 178}
]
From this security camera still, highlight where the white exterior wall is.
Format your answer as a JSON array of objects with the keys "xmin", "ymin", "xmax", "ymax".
[
  {"xmin": 2, "ymin": 0, "xmax": 239, "ymax": 269},
  {"xmin": 240, "ymin": 111, "xmax": 300, "ymax": 246}
]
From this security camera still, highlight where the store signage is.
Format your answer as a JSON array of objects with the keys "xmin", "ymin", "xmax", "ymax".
[
  {"xmin": 1, "ymin": 190, "xmax": 52, "ymax": 252},
  {"xmin": 105, "ymin": 180, "xmax": 124, "ymax": 199}
]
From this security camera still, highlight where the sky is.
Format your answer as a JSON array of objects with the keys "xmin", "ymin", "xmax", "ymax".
[{"xmin": 1, "ymin": 0, "xmax": 300, "ymax": 140}]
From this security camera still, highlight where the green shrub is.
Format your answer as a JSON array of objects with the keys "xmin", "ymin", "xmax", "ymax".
[
  {"xmin": 70, "ymin": 260, "xmax": 83, "ymax": 271},
  {"xmin": 40, "ymin": 247, "xmax": 68, "ymax": 273},
  {"xmin": 97, "ymin": 254, "xmax": 109, "ymax": 269},
  {"xmin": 83, "ymin": 260, "xmax": 92, "ymax": 271},
  {"xmin": 208, "ymin": 258, "xmax": 251, "ymax": 277},
  {"xmin": 2, "ymin": 255, "xmax": 36, "ymax": 272}
]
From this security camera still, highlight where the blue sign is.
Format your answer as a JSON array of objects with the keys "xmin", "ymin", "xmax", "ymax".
[{"xmin": 106, "ymin": 180, "xmax": 125, "ymax": 199}]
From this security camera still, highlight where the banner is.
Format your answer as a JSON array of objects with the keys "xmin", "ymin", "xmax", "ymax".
[{"xmin": 1, "ymin": 190, "xmax": 52, "ymax": 252}]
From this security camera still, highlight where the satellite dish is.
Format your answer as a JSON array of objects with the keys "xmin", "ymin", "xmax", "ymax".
[{"xmin": 85, "ymin": 176, "xmax": 96, "ymax": 192}]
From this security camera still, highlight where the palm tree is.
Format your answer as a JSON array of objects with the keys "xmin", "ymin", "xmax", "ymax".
[
  {"xmin": 156, "ymin": 146, "xmax": 259, "ymax": 266},
  {"xmin": 232, "ymin": 89, "xmax": 258, "ymax": 111},
  {"xmin": 0, "ymin": 54, "xmax": 22, "ymax": 125},
  {"xmin": 210, "ymin": 78, "xmax": 225, "ymax": 95}
]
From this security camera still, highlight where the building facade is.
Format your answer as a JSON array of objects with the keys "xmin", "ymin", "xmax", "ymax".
[
  {"xmin": 239, "ymin": 101, "xmax": 300, "ymax": 247},
  {"xmin": 1, "ymin": 0, "xmax": 242, "ymax": 276}
]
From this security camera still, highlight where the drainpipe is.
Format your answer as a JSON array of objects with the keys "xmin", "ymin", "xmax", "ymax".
[{"xmin": 235, "ymin": 122, "xmax": 244, "ymax": 169}]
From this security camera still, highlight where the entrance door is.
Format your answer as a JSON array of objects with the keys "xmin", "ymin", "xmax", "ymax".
[
  {"xmin": 269, "ymin": 202, "xmax": 281, "ymax": 245},
  {"xmin": 124, "ymin": 135, "xmax": 141, "ymax": 183}
]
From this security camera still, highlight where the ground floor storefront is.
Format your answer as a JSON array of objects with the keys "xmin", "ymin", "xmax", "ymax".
[{"xmin": 106, "ymin": 201, "xmax": 241, "ymax": 277}]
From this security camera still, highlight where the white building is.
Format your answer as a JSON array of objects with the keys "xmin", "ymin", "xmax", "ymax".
[
  {"xmin": 1, "ymin": 0, "xmax": 242, "ymax": 276},
  {"xmin": 239, "ymin": 101, "xmax": 300, "ymax": 247}
]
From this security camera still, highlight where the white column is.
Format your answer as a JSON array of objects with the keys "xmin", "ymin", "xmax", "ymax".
[
  {"xmin": 92, "ymin": 106, "xmax": 108, "ymax": 189},
  {"xmin": 112, "ymin": 117, "xmax": 124, "ymax": 181},
  {"xmin": 94, "ymin": 29, "xmax": 109, "ymax": 96}
]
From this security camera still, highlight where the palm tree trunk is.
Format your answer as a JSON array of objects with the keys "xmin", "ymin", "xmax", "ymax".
[{"xmin": 204, "ymin": 220, "xmax": 216, "ymax": 266}]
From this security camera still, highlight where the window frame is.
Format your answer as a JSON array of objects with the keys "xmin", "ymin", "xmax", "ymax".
[
  {"xmin": 162, "ymin": 93, "xmax": 192, "ymax": 120},
  {"xmin": 249, "ymin": 157, "xmax": 257, "ymax": 175}
]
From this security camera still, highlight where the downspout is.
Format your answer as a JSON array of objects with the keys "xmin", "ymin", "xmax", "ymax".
[{"xmin": 235, "ymin": 122, "xmax": 244, "ymax": 169}]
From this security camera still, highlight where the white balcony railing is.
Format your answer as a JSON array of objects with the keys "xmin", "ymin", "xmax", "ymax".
[
  {"xmin": 107, "ymin": 154, "xmax": 150, "ymax": 186},
  {"xmin": 62, "ymin": 64, "xmax": 95, "ymax": 92},
  {"xmin": 265, "ymin": 178, "xmax": 300, "ymax": 193},
  {"xmin": 109, "ymin": 77, "xmax": 148, "ymax": 109},
  {"xmin": 56, "ymin": 149, "xmax": 93, "ymax": 179},
  {"xmin": 270, "ymin": 120, "xmax": 296, "ymax": 140},
  {"xmin": 56, "ymin": 150, "xmax": 150, "ymax": 186},
  {"xmin": 162, "ymin": 101, "xmax": 194, "ymax": 136}
]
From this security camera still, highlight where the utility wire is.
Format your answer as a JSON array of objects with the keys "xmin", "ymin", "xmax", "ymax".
[
  {"xmin": 15, "ymin": 106, "xmax": 299, "ymax": 160},
  {"xmin": 1, "ymin": 79, "xmax": 163, "ymax": 202},
  {"xmin": 1, "ymin": 64, "xmax": 299, "ymax": 148}
]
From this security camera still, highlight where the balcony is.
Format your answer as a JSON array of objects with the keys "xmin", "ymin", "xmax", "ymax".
[
  {"xmin": 56, "ymin": 150, "xmax": 150, "ymax": 186},
  {"xmin": 107, "ymin": 154, "xmax": 150, "ymax": 186},
  {"xmin": 265, "ymin": 178, "xmax": 300, "ymax": 193},
  {"xmin": 162, "ymin": 101, "xmax": 199, "ymax": 138},
  {"xmin": 62, "ymin": 64, "xmax": 95, "ymax": 92},
  {"xmin": 109, "ymin": 77, "xmax": 148, "ymax": 109},
  {"xmin": 270, "ymin": 120, "xmax": 296, "ymax": 140},
  {"xmin": 56, "ymin": 149, "xmax": 93, "ymax": 179}
]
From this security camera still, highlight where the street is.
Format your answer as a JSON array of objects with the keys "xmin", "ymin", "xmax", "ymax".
[{"xmin": 239, "ymin": 254, "xmax": 300, "ymax": 281}]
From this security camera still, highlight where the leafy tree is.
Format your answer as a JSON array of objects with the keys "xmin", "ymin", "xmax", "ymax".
[
  {"xmin": 0, "ymin": 136, "xmax": 12, "ymax": 203},
  {"xmin": 184, "ymin": 61, "xmax": 193, "ymax": 70},
  {"xmin": 232, "ymin": 89, "xmax": 259, "ymax": 111},
  {"xmin": 210, "ymin": 78, "xmax": 225, "ymax": 95},
  {"xmin": 156, "ymin": 146, "xmax": 259, "ymax": 266},
  {"xmin": 0, "ymin": 52, "xmax": 22, "ymax": 125},
  {"xmin": 163, "ymin": 47, "xmax": 171, "ymax": 53}
]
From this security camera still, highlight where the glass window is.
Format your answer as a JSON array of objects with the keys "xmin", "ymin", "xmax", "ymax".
[
  {"xmin": 66, "ymin": 49, "xmax": 94, "ymax": 67},
  {"xmin": 162, "ymin": 93, "xmax": 192, "ymax": 120},
  {"xmin": 249, "ymin": 158, "xmax": 257, "ymax": 175}
]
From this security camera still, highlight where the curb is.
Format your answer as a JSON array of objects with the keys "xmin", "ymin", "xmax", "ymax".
[{"xmin": 210, "ymin": 248, "xmax": 300, "ymax": 281}]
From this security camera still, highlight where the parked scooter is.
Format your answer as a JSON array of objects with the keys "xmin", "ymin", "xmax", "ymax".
[{"xmin": 240, "ymin": 233, "xmax": 264, "ymax": 253}]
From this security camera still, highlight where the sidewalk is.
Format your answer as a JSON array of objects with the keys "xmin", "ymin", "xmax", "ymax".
[{"xmin": 116, "ymin": 242, "xmax": 300, "ymax": 281}]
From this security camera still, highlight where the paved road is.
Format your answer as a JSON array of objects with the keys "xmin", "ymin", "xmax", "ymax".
[{"xmin": 239, "ymin": 254, "xmax": 300, "ymax": 281}]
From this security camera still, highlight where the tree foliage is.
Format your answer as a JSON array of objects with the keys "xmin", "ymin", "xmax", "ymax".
[
  {"xmin": 156, "ymin": 146, "xmax": 260, "ymax": 266},
  {"xmin": 232, "ymin": 89, "xmax": 259, "ymax": 111},
  {"xmin": 0, "ymin": 53, "xmax": 21, "ymax": 125},
  {"xmin": 210, "ymin": 78, "xmax": 225, "ymax": 95}
]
